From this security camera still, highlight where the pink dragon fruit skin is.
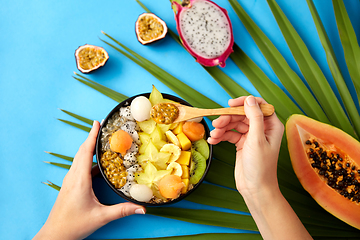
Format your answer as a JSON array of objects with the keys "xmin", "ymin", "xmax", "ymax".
[{"xmin": 171, "ymin": 0, "xmax": 234, "ymax": 67}]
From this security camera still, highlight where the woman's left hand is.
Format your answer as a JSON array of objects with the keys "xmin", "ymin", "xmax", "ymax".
[{"xmin": 34, "ymin": 121, "xmax": 145, "ymax": 240}]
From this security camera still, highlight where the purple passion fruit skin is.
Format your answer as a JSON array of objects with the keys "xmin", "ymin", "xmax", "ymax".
[
  {"xmin": 135, "ymin": 13, "xmax": 168, "ymax": 45},
  {"xmin": 75, "ymin": 44, "xmax": 109, "ymax": 73}
]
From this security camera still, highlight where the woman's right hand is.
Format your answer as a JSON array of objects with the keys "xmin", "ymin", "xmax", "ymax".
[{"xmin": 208, "ymin": 96, "xmax": 284, "ymax": 196}]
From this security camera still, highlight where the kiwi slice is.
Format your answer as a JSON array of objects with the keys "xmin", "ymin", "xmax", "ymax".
[
  {"xmin": 192, "ymin": 139, "xmax": 210, "ymax": 159},
  {"xmin": 189, "ymin": 149, "xmax": 207, "ymax": 184}
]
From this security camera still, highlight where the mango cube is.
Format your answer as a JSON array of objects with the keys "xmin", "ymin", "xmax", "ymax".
[
  {"xmin": 177, "ymin": 132, "xmax": 191, "ymax": 151},
  {"xmin": 181, "ymin": 165, "xmax": 189, "ymax": 179},
  {"xmin": 176, "ymin": 151, "xmax": 191, "ymax": 166},
  {"xmin": 172, "ymin": 122, "xmax": 184, "ymax": 135},
  {"xmin": 181, "ymin": 178, "xmax": 189, "ymax": 194}
]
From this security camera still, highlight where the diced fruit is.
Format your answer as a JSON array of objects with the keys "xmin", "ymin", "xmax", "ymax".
[
  {"xmin": 150, "ymin": 126, "xmax": 166, "ymax": 149},
  {"xmin": 177, "ymin": 132, "xmax": 192, "ymax": 150},
  {"xmin": 142, "ymin": 141, "xmax": 171, "ymax": 170},
  {"xmin": 139, "ymin": 132, "xmax": 151, "ymax": 154},
  {"xmin": 172, "ymin": 121, "xmax": 184, "ymax": 135},
  {"xmin": 159, "ymin": 175, "xmax": 185, "ymax": 199},
  {"xmin": 109, "ymin": 130, "xmax": 133, "ymax": 154},
  {"xmin": 182, "ymin": 121, "xmax": 205, "ymax": 141},
  {"xmin": 135, "ymin": 162, "xmax": 171, "ymax": 189},
  {"xmin": 192, "ymin": 139, "xmax": 210, "ymax": 159},
  {"xmin": 166, "ymin": 162, "xmax": 183, "ymax": 177},
  {"xmin": 160, "ymin": 144, "xmax": 181, "ymax": 162},
  {"xmin": 181, "ymin": 165, "xmax": 189, "ymax": 179},
  {"xmin": 181, "ymin": 178, "xmax": 189, "ymax": 194},
  {"xmin": 170, "ymin": 122, "xmax": 179, "ymax": 130},
  {"xmin": 165, "ymin": 130, "xmax": 181, "ymax": 147},
  {"xmin": 129, "ymin": 184, "xmax": 153, "ymax": 202},
  {"xmin": 130, "ymin": 96, "xmax": 152, "ymax": 122},
  {"xmin": 137, "ymin": 118, "xmax": 156, "ymax": 134},
  {"xmin": 149, "ymin": 85, "xmax": 164, "ymax": 106},
  {"xmin": 189, "ymin": 149, "xmax": 207, "ymax": 184},
  {"xmin": 158, "ymin": 123, "xmax": 171, "ymax": 134},
  {"xmin": 176, "ymin": 151, "xmax": 191, "ymax": 166}
]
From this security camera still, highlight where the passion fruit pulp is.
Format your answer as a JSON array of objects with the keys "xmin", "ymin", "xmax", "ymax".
[
  {"xmin": 135, "ymin": 13, "xmax": 168, "ymax": 45},
  {"xmin": 75, "ymin": 44, "xmax": 109, "ymax": 73}
]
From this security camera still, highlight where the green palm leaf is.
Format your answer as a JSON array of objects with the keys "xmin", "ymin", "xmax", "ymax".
[
  {"xmin": 74, "ymin": 73, "xmax": 128, "ymax": 103},
  {"xmin": 42, "ymin": 181, "xmax": 61, "ymax": 191},
  {"xmin": 44, "ymin": 151, "xmax": 74, "ymax": 162},
  {"xmin": 230, "ymin": 44, "xmax": 302, "ymax": 122},
  {"xmin": 146, "ymin": 207, "xmax": 258, "ymax": 231},
  {"xmin": 333, "ymin": 0, "xmax": 360, "ymax": 101},
  {"xmin": 43, "ymin": 161, "xmax": 71, "ymax": 169},
  {"xmin": 267, "ymin": 0, "xmax": 356, "ymax": 138},
  {"xmin": 118, "ymin": 233, "xmax": 262, "ymax": 240},
  {"xmin": 57, "ymin": 119, "xmax": 91, "ymax": 132},
  {"xmin": 306, "ymin": 0, "xmax": 360, "ymax": 138},
  {"xmin": 186, "ymin": 183, "xmax": 249, "ymax": 213},
  {"xmin": 228, "ymin": 0, "xmax": 329, "ymax": 124},
  {"xmin": 59, "ymin": 109, "xmax": 94, "ymax": 126}
]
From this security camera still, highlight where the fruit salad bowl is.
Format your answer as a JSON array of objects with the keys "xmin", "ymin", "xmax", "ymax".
[{"xmin": 95, "ymin": 88, "xmax": 213, "ymax": 206}]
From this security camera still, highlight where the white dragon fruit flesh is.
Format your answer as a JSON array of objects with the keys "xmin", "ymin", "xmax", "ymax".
[{"xmin": 171, "ymin": 0, "xmax": 234, "ymax": 67}]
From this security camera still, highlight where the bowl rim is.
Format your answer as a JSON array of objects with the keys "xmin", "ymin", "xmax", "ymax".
[{"xmin": 95, "ymin": 92, "xmax": 213, "ymax": 206}]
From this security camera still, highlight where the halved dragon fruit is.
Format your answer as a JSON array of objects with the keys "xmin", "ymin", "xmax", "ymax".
[{"xmin": 171, "ymin": 0, "xmax": 234, "ymax": 67}]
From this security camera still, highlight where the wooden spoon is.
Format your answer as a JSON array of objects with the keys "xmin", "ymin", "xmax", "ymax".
[{"xmin": 151, "ymin": 103, "xmax": 275, "ymax": 124}]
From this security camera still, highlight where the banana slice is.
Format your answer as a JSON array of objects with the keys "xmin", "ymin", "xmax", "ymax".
[
  {"xmin": 165, "ymin": 130, "xmax": 181, "ymax": 147},
  {"xmin": 166, "ymin": 162, "xmax": 183, "ymax": 177},
  {"xmin": 160, "ymin": 143, "xmax": 181, "ymax": 162}
]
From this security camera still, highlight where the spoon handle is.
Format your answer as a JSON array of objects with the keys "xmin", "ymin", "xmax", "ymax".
[{"xmin": 200, "ymin": 104, "xmax": 274, "ymax": 117}]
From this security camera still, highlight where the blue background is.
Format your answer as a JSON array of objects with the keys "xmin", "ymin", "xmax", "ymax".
[{"xmin": 1, "ymin": 0, "xmax": 359, "ymax": 239}]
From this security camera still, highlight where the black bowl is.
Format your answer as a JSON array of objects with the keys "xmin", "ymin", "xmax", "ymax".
[{"xmin": 95, "ymin": 93, "xmax": 213, "ymax": 206}]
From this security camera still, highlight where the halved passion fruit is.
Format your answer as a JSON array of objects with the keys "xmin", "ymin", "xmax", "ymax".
[
  {"xmin": 75, "ymin": 44, "xmax": 109, "ymax": 73},
  {"xmin": 135, "ymin": 13, "xmax": 167, "ymax": 45}
]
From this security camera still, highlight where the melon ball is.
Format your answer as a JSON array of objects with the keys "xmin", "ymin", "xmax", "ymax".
[
  {"xmin": 129, "ymin": 184, "xmax": 153, "ymax": 202},
  {"xmin": 158, "ymin": 175, "xmax": 185, "ymax": 199},
  {"xmin": 110, "ymin": 130, "xmax": 133, "ymax": 154},
  {"xmin": 130, "ymin": 96, "xmax": 152, "ymax": 122}
]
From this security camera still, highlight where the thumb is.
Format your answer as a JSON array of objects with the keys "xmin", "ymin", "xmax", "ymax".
[
  {"xmin": 244, "ymin": 96, "xmax": 265, "ymax": 141},
  {"xmin": 101, "ymin": 202, "xmax": 146, "ymax": 223}
]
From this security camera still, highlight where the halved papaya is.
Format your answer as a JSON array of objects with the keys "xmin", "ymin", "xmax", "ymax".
[{"xmin": 286, "ymin": 114, "xmax": 360, "ymax": 229}]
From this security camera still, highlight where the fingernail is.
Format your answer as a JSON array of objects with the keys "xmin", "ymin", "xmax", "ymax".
[
  {"xmin": 135, "ymin": 208, "xmax": 145, "ymax": 215},
  {"xmin": 92, "ymin": 121, "xmax": 96, "ymax": 127},
  {"xmin": 246, "ymin": 96, "xmax": 256, "ymax": 106}
]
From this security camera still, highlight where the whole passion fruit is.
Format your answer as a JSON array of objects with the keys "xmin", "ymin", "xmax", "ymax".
[
  {"xmin": 135, "ymin": 13, "xmax": 168, "ymax": 45},
  {"xmin": 75, "ymin": 44, "xmax": 109, "ymax": 73}
]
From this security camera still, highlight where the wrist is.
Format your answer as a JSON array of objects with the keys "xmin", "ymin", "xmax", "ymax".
[{"xmin": 241, "ymin": 183, "xmax": 282, "ymax": 210}]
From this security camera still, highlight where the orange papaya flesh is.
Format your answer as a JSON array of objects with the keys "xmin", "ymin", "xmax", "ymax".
[{"xmin": 286, "ymin": 114, "xmax": 360, "ymax": 229}]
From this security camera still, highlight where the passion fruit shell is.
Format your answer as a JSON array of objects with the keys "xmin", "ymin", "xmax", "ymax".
[
  {"xmin": 75, "ymin": 44, "xmax": 109, "ymax": 73},
  {"xmin": 135, "ymin": 13, "xmax": 168, "ymax": 45}
]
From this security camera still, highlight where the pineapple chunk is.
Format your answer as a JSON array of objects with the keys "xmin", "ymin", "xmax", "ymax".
[
  {"xmin": 181, "ymin": 165, "xmax": 189, "ymax": 179},
  {"xmin": 177, "ymin": 132, "xmax": 192, "ymax": 150},
  {"xmin": 172, "ymin": 122, "xmax": 184, "ymax": 135},
  {"xmin": 176, "ymin": 151, "xmax": 191, "ymax": 166},
  {"xmin": 181, "ymin": 178, "xmax": 189, "ymax": 194}
]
